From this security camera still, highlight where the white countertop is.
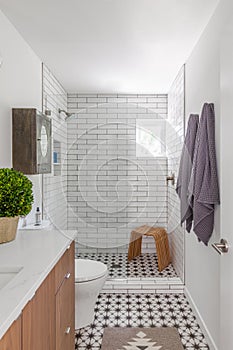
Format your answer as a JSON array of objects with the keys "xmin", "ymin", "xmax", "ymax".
[{"xmin": 0, "ymin": 228, "xmax": 77, "ymax": 339}]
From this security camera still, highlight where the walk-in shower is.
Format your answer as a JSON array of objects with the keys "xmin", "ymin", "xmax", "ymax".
[{"xmin": 42, "ymin": 65, "xmax": 185, "ymax": 290}]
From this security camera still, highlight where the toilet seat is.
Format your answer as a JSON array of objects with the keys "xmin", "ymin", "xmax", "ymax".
[{"xmin": 75, "ymin": 259, "xmax": 108, "ymax": 282}]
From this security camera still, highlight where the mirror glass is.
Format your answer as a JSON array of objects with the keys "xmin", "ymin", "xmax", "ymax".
[{"xmin": 40, "ymin": 125, "xmax": 48, "ymax": 157}]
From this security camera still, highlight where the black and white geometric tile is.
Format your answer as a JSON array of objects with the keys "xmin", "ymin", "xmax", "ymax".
[
  {"xmin": 75, "ymin": 293, "xmax": 209, "ymax": 350},
  {"xmin": 76, "ymin": 253, "xmax": 177, "ymax": 279}
]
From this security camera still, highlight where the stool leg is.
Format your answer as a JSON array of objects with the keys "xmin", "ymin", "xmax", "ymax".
[
  {"xmin": 136, "ymin": 237, "xmax": 142, "ymax": 257},
  {"xmin": 128, "ymin": 236, "xmax": 142, "ymax": 261}
]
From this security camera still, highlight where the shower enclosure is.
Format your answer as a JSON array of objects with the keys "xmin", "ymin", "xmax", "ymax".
[{"xmin": 42, "ymin": 64, "xmax": 185, "ymax": 289}]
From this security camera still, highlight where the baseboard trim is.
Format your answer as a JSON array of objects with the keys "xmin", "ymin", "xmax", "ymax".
[{"xmin": 184, "ymin": 287, "xmax": 218, "ymax": 350}]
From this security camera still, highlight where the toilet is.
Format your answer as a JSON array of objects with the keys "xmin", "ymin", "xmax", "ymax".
[{"xmin": 75, "ymin": 259, "xmax": 108, "ymax": 329}]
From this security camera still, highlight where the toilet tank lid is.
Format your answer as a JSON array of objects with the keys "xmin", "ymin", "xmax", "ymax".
[{"xmin": 75, "ymin": 259, "xmax": 108, "ymax": 282}]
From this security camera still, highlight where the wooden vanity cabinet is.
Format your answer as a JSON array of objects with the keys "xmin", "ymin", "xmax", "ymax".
[
  {"xmin": 0, "ymin": 241, "xmax": 75, "ymax": 350},
  {"xmin": 56, "ymin": 272, "xmax": 75, "ymax": 350},
  {"xmin": 0, "ymin": 317, "xmax": 21, "ymax": 350},
  {"xmin": 22, "ymin": 268, "xmax": 55, "ymax": 350},
  {"xmin": 22, "ymin": 241, "xmax": 75, "ymax": 350},
  {"xmin": 55, "ymin": 242, "xmax": 75, "ymax": 350}
]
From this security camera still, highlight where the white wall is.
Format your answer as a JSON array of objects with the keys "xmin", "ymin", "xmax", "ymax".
[
  {"xmin": 185, "ymin": 1, "xmax": 232, "ymax": 348},
  {"xmin": 219, "ymin": 14, "xmax": 233, "ymax": 350},
  {"xmin": 0, "ymin": 10, "xmax": 42, "ymax": 223}
]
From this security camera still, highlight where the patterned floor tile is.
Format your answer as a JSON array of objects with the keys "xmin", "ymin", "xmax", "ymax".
[
  {"xmin": 76, "ymin": 253, "xmax": 177, "ymax": 278},
  {"xmin": 75, "ymin": 293, "xmax": 209, "ymax": 350}
]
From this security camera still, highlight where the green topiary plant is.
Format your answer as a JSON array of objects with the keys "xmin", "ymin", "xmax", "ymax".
[{"xmin": 0, "ymin": 168, "xmax": 34, "ymax": 217}]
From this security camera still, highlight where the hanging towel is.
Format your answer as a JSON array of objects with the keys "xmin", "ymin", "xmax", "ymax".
[
  {"xmin": 176, "ymin": 114, "xmax": 199, "ymax": 232},
  {"xmin": 189, "ymin": 103, "xmax": 220, "ymax": 245}
]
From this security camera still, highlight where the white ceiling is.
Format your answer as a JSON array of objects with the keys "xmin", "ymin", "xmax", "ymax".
[{"xmin": 0, "ymin": 0, "xmax": 219, "ymax": 93}]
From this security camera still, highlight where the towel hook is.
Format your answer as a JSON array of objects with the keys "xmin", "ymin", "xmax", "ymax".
[{"xmin": 212, "ymin": 239, "xmax": 229, "ymax": 255}]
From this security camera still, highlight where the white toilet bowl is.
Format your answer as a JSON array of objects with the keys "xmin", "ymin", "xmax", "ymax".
[{"xmin": 75, "ymin": 259, "xmax": 108, "ymax": 329}]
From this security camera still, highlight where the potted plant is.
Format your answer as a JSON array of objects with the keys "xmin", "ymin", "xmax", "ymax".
[{"xmin": 0, "ymin": 168, "xmax": 33, "ymax": 243}]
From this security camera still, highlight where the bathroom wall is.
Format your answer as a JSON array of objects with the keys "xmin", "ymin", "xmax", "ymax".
[
  {"xmin": 0, "ymin": 9, "xmax": 42, "ymax": 224},
  {"xmin": 42, "ymin": 64, "xmax": 68, "ymax": 230},
  {"xmin": 67, "ymin": 94, "xmax": 168, "ymax": 253},
  {"xmin": 184, "ymin": 1, "xmax": 232, "ymax": 347},
  {"xmin": 167, "ymin": 67, "xmax": 185, "ymax": 281}
]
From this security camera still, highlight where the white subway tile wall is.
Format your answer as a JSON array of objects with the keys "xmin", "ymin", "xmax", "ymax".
[
  {"xmin": 167, "ymin": 66, "xmax": 185, "ymax": 281},
  {"xmin": 42, "ymin": 64, "xmax": 68, "ymax": 229},
  {"xmin": 66, "ymin": 94, "xmax": 168, "ymax": 254}
]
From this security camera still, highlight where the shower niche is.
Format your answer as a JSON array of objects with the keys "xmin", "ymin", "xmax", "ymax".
[{"xmin": 53, "ymin": 139, "xmax": 61, "ymax": 176}]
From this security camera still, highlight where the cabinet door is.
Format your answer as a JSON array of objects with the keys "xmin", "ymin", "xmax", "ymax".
[
  {"xmin": 0, "ymin": 317, "xmax": 21, "ymax": 350},
  {"xmin": 56, "ymin": 244, "xmax": 75, "ymax": 350},
  {"xmin": 12, "ymin": 108, "xmax": 52, "ymax": 174},
  {"xmin": 55, "ymin": 242, "xmax": 75, "ymax": 292},
  {"xmin": 22, "ymin": 268, "xmax": 55, "ymax": 350}
]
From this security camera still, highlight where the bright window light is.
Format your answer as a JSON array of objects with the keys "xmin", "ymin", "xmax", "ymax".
[{"xmin": 136, "ymin": 119, "xmax": 166, "ymax": 157}]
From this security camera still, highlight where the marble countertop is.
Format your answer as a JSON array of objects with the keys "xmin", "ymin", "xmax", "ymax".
[{"xmin": 0, "ymin": 229, "xmax": 77, "ymax": 340}]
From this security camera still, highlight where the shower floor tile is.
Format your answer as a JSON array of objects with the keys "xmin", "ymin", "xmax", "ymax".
[
  {"xmin": 75, "ymin": 293, "xmax": 209, "ymax": 350},
  {"xmin": 76, "ymin": 253, "xmax": 177, "ymax": 279}
]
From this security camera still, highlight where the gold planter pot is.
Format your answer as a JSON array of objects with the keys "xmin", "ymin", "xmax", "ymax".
[{"xmin": 0, "ymin": 217, "xmax": 19, "ymax": 244}]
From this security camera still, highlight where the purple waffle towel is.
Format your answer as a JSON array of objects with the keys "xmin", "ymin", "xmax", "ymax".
[
  {"xmin": 189, "ymin": 103, "xmax": 220, "ymax": 245},
  {"xmin": 176, "ymin": 114, "xmax": 199, "ymax": 232}
]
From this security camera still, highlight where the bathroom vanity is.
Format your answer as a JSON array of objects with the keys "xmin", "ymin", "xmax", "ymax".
[{"xmin": 0, "ymin": 229, "xmax": 76, "ymax": 350}]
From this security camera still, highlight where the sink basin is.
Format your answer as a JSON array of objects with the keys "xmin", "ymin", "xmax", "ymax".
[{"xmin": 0, "ymin": 266, "xmax": 23, "ymax": 290}]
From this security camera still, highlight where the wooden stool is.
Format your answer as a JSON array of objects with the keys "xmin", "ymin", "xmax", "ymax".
[{"xmin": 127, "ymin": 225, "xmax": 171, "ymax": 272}]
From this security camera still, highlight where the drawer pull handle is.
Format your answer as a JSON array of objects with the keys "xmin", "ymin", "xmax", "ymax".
[
  {"xmin": 65, "ymin": 272, "xmax": 71, "ymax": 279},
  {"xmin": 65, "ymin": 326, "xmax": 71, "ymax": 334}
]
